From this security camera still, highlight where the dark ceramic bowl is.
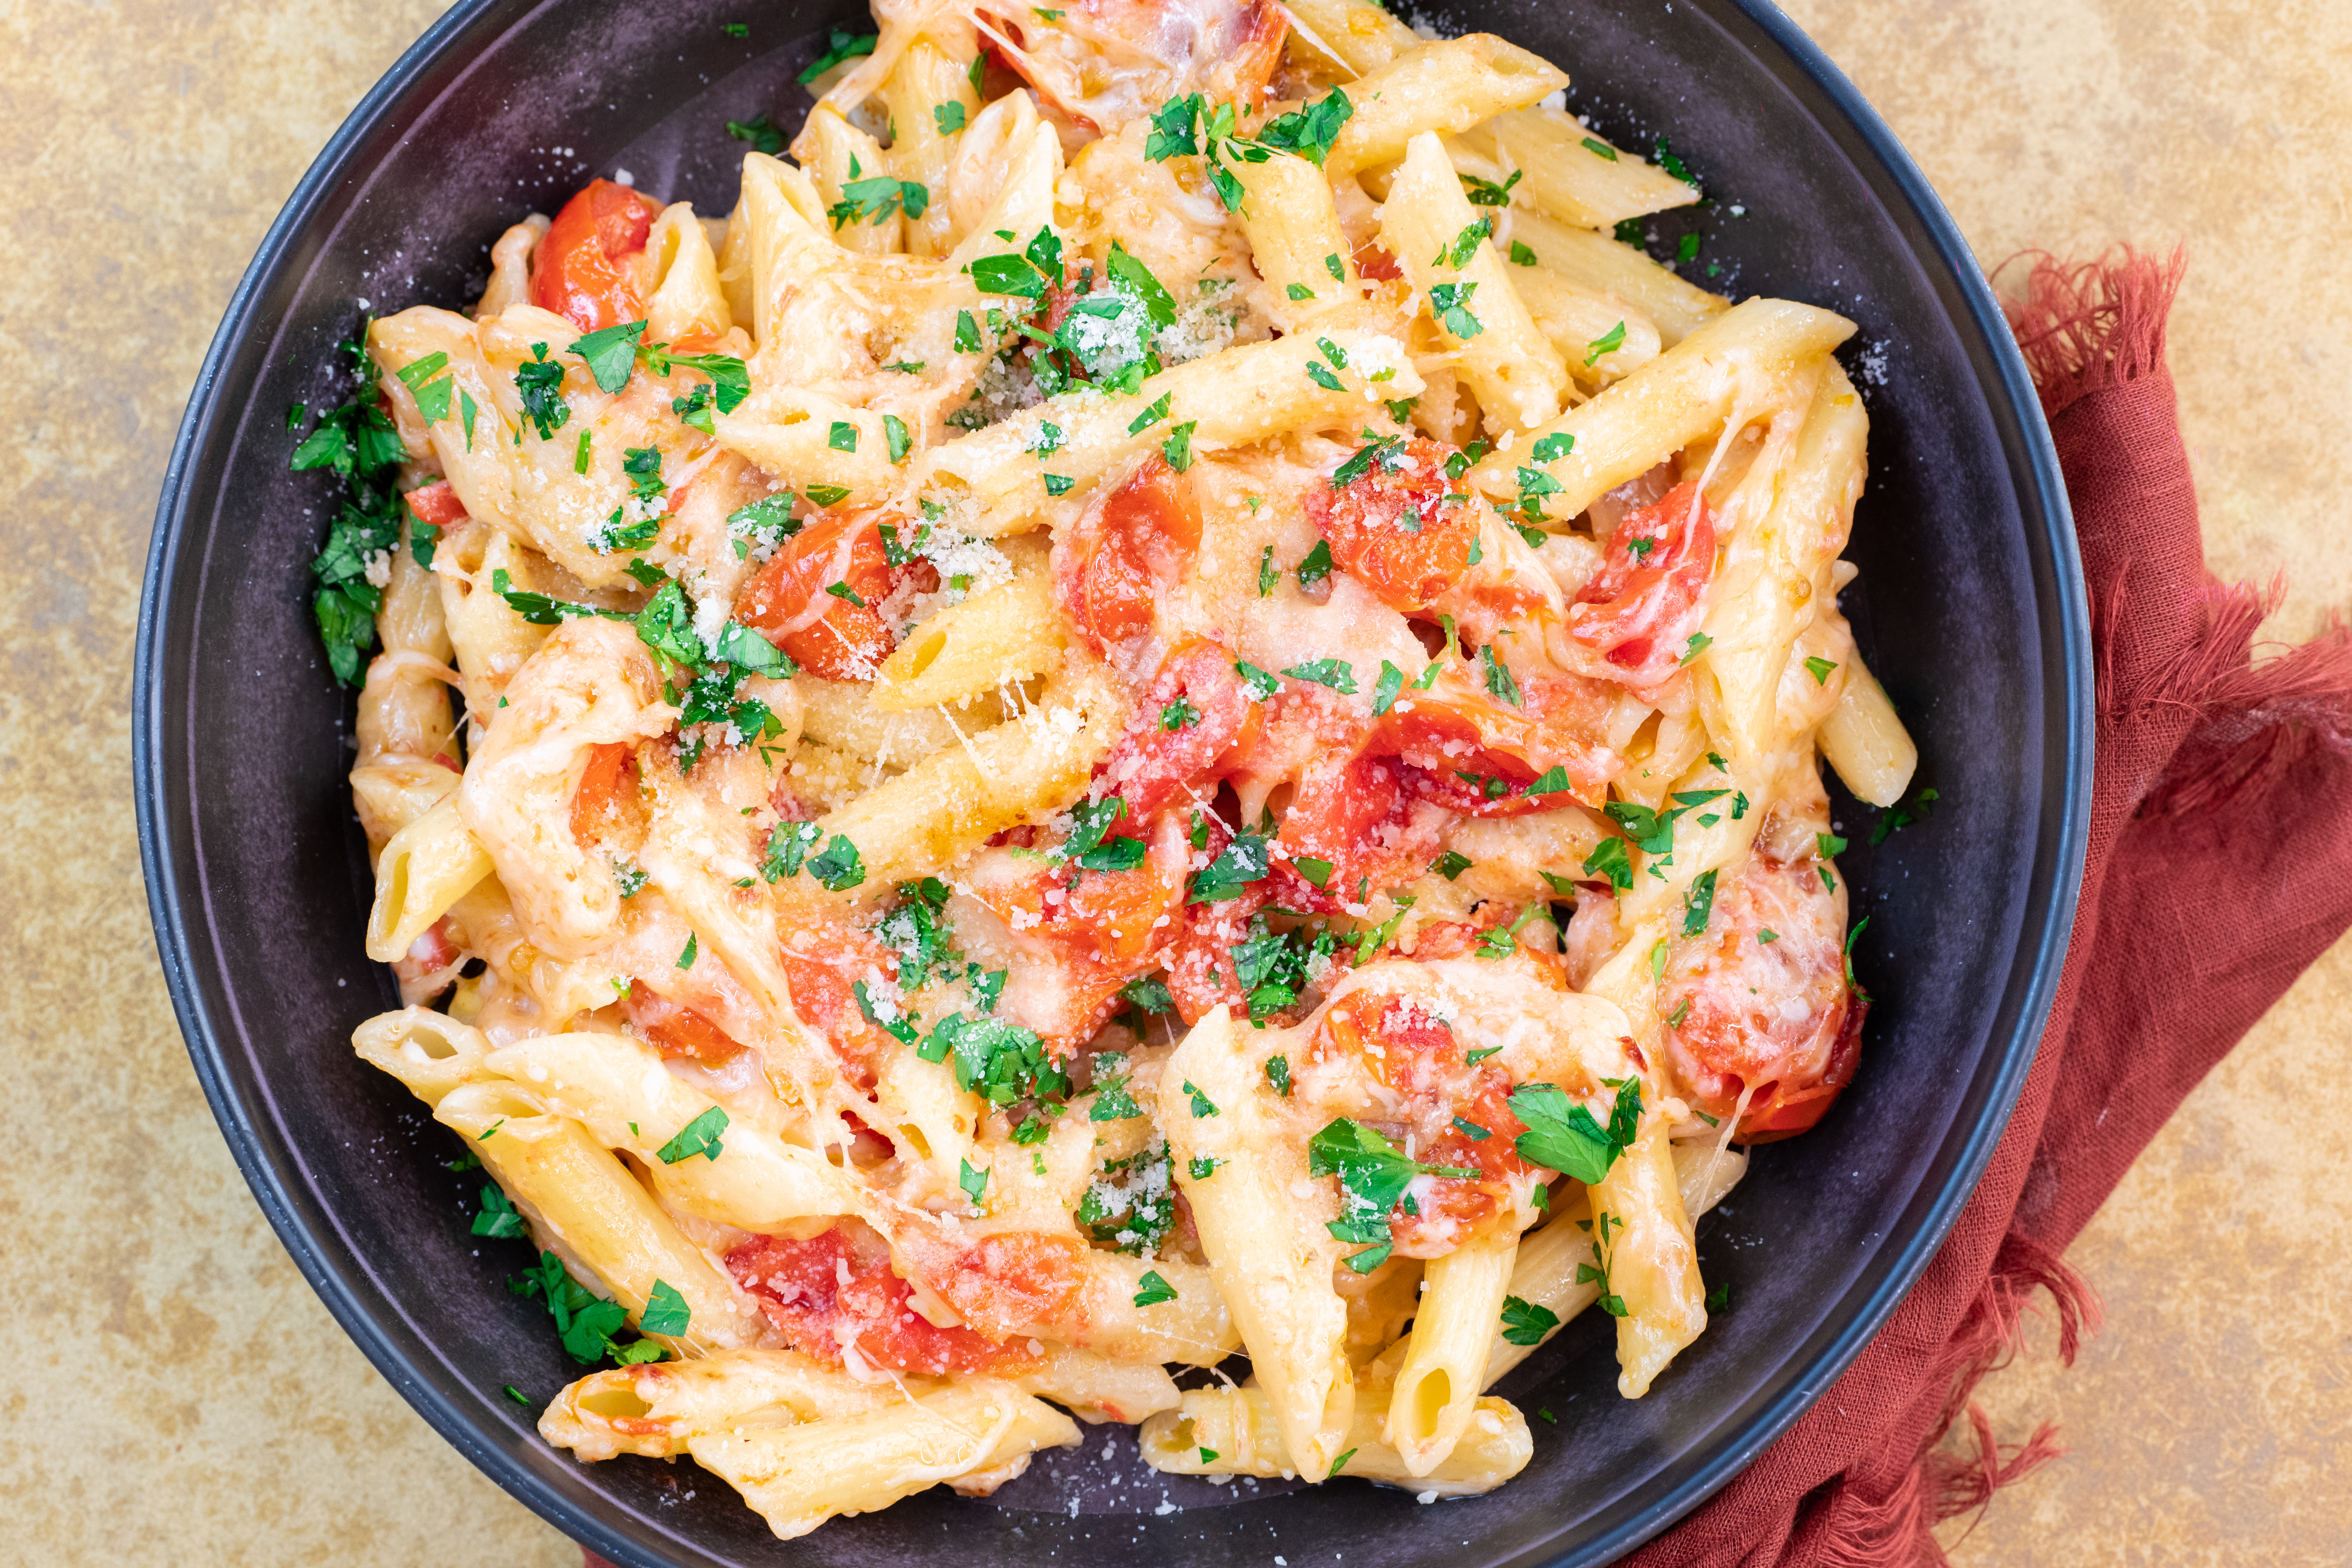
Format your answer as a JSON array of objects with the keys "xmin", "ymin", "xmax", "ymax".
[{"xmin": 136, "ymin": 2, "xmax": 2091, "ymax": 1563}]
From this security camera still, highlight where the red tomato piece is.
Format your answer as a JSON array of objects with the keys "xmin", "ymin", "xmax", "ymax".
[
  {"xmin": 1309, "ymin": 991, "xmax": 1537, "ymax": 1253},
  {"xmin": 969, "ymin": 809, "xmax": 1190, "ymax": 1051},
  {"xmin": 907, "ymin": 1227, "xmax": 1089, "ymax": 1340},
  {"xmin": 391, "ymin": 915, "xmax": 465, "ymax": 1000},
  {"xmin": 1274, "ymin": 748, "xmax": 1429, "ymax": 911},
  {"xmin": 1309, "ymin": 436, "xmax": 1479, "ymax": 612},
  {"xmin": 1096, "ymin": 638, "xmax": 1259, "ymax": 817},
  {"xmin": 530, "ymin": 178, "xmax": 664, "ymax": 332},
  {"xmin": 1162, "ymin": 812, "xmax": 1270, "ymax": 1025},
  {"xmin": 621, "ymin": 980, "xmax": 742, "ymax": 1065},
  {"xmin": 1569, "ymin": 479, "xmax": 1718, "ymax": 688},
  {"xmin": 569, "ymin": 742, "xmax": 637, "ymax": 842},
  {"xmin": 1375, "ymin": 670, "xmax": 1616, "ymax": 812},
  {"xmin": 403, "ymin": 480, "xmax": 469, "ymax": 529},
  {"xmin": 733, "ymin": 510, "xmax": 901, "ymax": 682},
  {"xmin": 1658, "ymin": 847, "xmax": 1860, "ymax": 1140},
  {"xmin": 1054, "ymin": 456, "xmax": 1200, "ymax": 659},
  {"xmin": 1352, "ymin": 239, "xmax": 1405, "ymax": 283},
  {"xmin": 725, "ymin": 1227, "xmax": 1036, "ymax": 1376},
  {"xmin": 776, "ymin": 921, "xmax": 904, "ymax": 1088}
]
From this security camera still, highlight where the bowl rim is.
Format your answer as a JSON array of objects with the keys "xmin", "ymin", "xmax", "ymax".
[{"xmin": 134, "ymin": 2, "xmax": 2092, "ymax": 1563}]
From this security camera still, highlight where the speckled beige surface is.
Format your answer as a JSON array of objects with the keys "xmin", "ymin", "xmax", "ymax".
[{"xmin": 2, "ymin": 1, "xmax": 2343, "ymax": 1562}]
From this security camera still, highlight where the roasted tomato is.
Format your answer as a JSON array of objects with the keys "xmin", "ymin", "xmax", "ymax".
[
  {"xmin": 1054, "ymin": 455, "xmax": 1200, "ymax": 660},
  {"xmin": 1274, "ymin": 747, "xmax": 1431, "ymax": 911},
  {"xmin": 621, "ymin": 980, "xmax": 742, "ymax": 1065},
  {"xmin": 966, "ymin": 808, "xmax": 1191, "ymax": 1050},
  {"xmin": 733, "ymin": 510, "xmax": 902, "ymax": 681},
  {"xmin": 776, "ymin": 920, "xmax": 906, "ymax": 1088},
  {"xmin": 1307, "ymin": 989, "xmax": 1537, "ymax": 1254},
  {"xmin": 1658, "ymin": 846, "xmax": 1860, "ymax": 1141},
  {"xmin": 1160, "ymin": 811, "xmax": 1268, "ymax": 1024},
  {"xmin": 569, "ymin": 742, "xmax": 640, "ymax": 843},
  {"xmin": 1096, "ymin": 637, "xmax": 1259, "ymax": 817},
  {"xmin": 1569, "ymin": 480, "xmax": 1718, "ymax": 688},
  {"xmin": 983, "ymin": 0, "xmax": 1286, "ymax": 132},
  {"xmin": 530, "ymin": 178, "xmax": 664, "ymax": 332},
  {"xmin": 725, "ymin": 1225, "xmax": 1037, "ymax": 1376},
  {"xmin": 403, "ymin": 480, "xmax": 469, "ymax": 529},
  {"xmin": 1375, "ymin": 668, "xmax": 1617, "ymax": 812},
  {"xmin": 1309, "ymin": 436, "xmax": 1480, "ymax": 613}
]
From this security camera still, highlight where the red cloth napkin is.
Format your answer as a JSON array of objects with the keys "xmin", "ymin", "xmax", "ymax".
[
  {"xmin": 1624, "ymin": 249, "xmax": 2352, "ymax": 1566},
  {"xmin": 584, "ymin": 252, "xmax": 2352, "ymax": 1568}
]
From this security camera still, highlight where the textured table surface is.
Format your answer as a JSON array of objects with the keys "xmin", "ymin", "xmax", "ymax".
[{"xmin": 6, "ymin": 1, "xmax": 2345, "ymax": 1562}]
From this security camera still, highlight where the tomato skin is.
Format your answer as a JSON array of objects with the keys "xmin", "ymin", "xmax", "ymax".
[
  {"xmin": 1352, "ymin": 239, "xmax": 1405, "ymax": 282},
  {"xmin": 777, "ymin": 922, "xmax": 904, "ymax": 1088},
  {"xmin": 1054, "ymin": 456, "xmax": 1200, "ymax": 659},
  {"xmin": 1274, "ymin": 747, "xmax": 1428, "ymax": 911},
  {"xmin": 403, "ymin": 480, "xmax": 468, "ymax": 529},
  {"xmin": 733, "ymin": 511, "xmax": 901, "ymax": 681},
  {"xmin": 1309, "ymin": 436, "xmax": 1479, "ymax": 613},
  {"xmin": 1097, "ymin": 638, "xmax": 1258, "ymax": 817},
  {"xmin": 1309, "ymin": 990, "xmax": 1536, "ymax": 1253},
  {"xmin": 1569, "ymin": 480, "xmax": 1717, "ymax": 688},
  {"xmin": 1658, "ymin": 846, "xmax": 1859, "ymax": 1140},
  {"xmin": 969, "ymin": 808, "xmax": 1190, "ymax": 1050},
  {"xmin": 570, "ymin": 742, "xmax": 637, "ymax": 842},
  {"xmin": 530, "ymin": 178, "xmax": 664, "ymax": 332},
  {"xmin": 725, "ymin": 1227, "xmax": 1037, "ymax": 1376},
  {"xmin": 622, "ymin": 980, "xmax": 742, "ymax": 1065},
  {"xmin": 1376, "ymin": 670, "xmax": 1617, "ymax": 812},
  {"xmin": 1737, "ymin": 993, "xmax": 1865, "ymax": 1142}
]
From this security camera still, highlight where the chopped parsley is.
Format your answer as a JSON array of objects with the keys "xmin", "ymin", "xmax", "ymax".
[
  {"xmin": 1584, "ymin": 320, "xmax": 1628, "ymax": 366},
  {"xmin": 799, "ymin": 24, "xmax": 877, "ymax": 83},
  {"xmin": 471, "ymin": 1183, "xmax": 527, "ymax": 1239},
  {"xmin": 509, "ymin": 1249, "xmax": 668, "ymax": 1366},
  {"xmin": 1308, "ymin": 1117, "xmax": 1477, "ymax": 1272},
  {"xmin": 1583, "ymin": 835, "xmax": 1634, "ymax": 892},
  {"xmin": 1459, "ymin": 169, "xmax": 1523, "ymax": 206},
  {"xmin": 570, "ymin": 319, "xmax": 647, "ymax": 394},
  {"xmin": 1437, "ymin": 216, "xmax": 1492, "ymax": 269},
  {"xmin": 1265, "ymin": 1054, "xmax": 1292, "ymax": 1096},
  {"xmin": 726, "ymin": 114, "xmax": 784, "ymax": 155},
  {"xmin": 1282, "ymin": 657, "xmax": 1356, "ymax": 694},
  {"xmin": 656, "ymin": 1106, "xmax": 729, "ymax": 1164},
  {"xmin": 1428, "ymin": 281, "xmax": 1483, "ymax": 338},
  {"xmin": 1500, "ymin": 1295, "xmax": 1561, "ymax": 1345},
  {"xmin": 1162, "ymin": 419, "xmax": 1196, "ymax": 472},
  {"xmin": 828, "ymin": 170, "xmax": 929, "ymax": 229},
  {"xmin": 1804, "ymin": 655, "xmax": 1840, "ymax": 685},
  {"xmin": 1132, "ymin": 1270, "xmax": 1179, "ymax": 1307},
  {"xmin": 1508, "ymin": 1077, "xmax": 1641, "ymax": 1185},
  {"xmin": 1682, "ymin": 868, "xmax": 1719, "ymax": 936}
]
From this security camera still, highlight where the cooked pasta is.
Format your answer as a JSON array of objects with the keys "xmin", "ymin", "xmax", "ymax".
[{"xmin": 293, "ymin": 0, "xmax": 1913, "ymax": 1537}]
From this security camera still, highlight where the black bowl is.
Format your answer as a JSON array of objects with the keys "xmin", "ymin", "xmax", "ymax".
[{"xmin": 136, "ymin": 1, "xmax": 2091, "ymax": 1563}]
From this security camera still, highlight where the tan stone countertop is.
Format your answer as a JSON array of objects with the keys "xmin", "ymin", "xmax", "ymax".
[{"xmin": 5, "ymin": 1, "xmax": 2343, "ymax": 1561}]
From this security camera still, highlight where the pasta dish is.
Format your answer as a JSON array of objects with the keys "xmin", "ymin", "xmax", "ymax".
[{"xmin": 296, "ymin": 0, "xmax": 1918, "ymax": 1535}]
